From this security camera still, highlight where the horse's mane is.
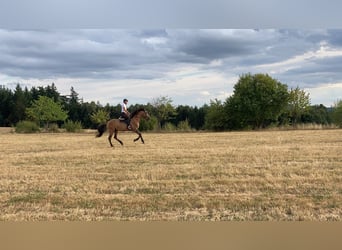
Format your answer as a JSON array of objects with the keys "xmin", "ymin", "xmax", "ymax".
[{"xmin": 130, "ymin": 108, "xmax": 145, "ymax": 119}]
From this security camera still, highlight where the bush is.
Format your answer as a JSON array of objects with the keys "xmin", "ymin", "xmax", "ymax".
[
  {"xmin": 139, "ymin": 115, "xmax": 158, "ymax": 131},
  {"xmin": 163, "ymin": 122, "xmax": 177, "ymax": 132},
  {"xmin": 15, "ymin": 121, "xmax": 40, "ymax": 133},
  {"xmin": 46, "ymin": 123, "xmax": 60, "ymax": 133},
  {"xmin": 177, "ymin": 119, "xmax": 192, "ymax": 131},
  {"xmin": 63, "ymin": 120, "xmax": 83, "ymax": 132}
]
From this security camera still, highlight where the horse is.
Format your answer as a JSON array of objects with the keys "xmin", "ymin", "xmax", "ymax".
[{"xmin": 96, "ymin": 108, "xmax": 150, "ymax": 147}]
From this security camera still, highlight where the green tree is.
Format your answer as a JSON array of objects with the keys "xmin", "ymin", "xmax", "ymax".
[
  {"xmin": 287, "ymin": 86, "xmax": 311, "ymax": 125},
  {"xmin": 45, "ymin": 83, "xmax": 60, "ymax": 102},
  {"xmin": 175, "ymin": 105, "xmax": 192, "ymax": 127},
  {"xmin": 204, "ymin": 99, "xmax": 226, "ymax": 131},
  {"xmin": 175, "ymin": 105, "xmax": 206, "ymax": 130},
  {"xmin": 90, "ymin": 109, "xmax": 109, "ymax": 125},
  {"xmin": 226, "ymin": 73, "xmax": 289, "ymax": 129},
  {"xmin": 0, "ymin": 86, "xmax": 14, "ymax": 126},
  {"xmin": 9, "ymin": 84, "xmax": 29, "ymax": 124},
  {"xmin": 64, "ymin": 87, "xmax": 82, "ymax": 122},
  {"xmin": 331, "ymin": 100, "xmax": 342, "ymax": 128},
  {"xmin": 301, "ymin": 104, "xmax": 331, "ymax": 125},
  {"xmin": 193, "ymin": 105, "xmax": 208, "ymax": 130},
  {"xmin": 80, "ymin": 101, "xmax": 101, "ymax": 128},
  {"xmin": 150, "ymin": 96, "xmax": 177, "ymax": 130},
  {"xmin": 26, "ymin": 96, "xmax": 68, "ymax": 129}
]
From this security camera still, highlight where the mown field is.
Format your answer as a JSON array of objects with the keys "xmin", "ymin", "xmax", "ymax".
[{"xmin": 0, "ymin": 128, "xmax": 341, "ymax": 221}]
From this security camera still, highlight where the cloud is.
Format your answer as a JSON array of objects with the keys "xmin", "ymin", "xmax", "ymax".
[
  {"xmin": 306, "ymin": 83, "xmax": 342, "ymax": 105},
  {"xmin": 0, "ymin": 29, "xmax": 326, "ymax": 79},
  {"xmin": 0, "ymin": 29, "xmax": 342, "ymax": 107}
]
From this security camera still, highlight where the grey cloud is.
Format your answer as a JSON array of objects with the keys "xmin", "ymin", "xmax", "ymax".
[
  {"xmin": 168, "ymin": 30, "xmax": 271, "ymax": 62},
  {"xmin": 177, "ymin": 34, "xmax": 252, "ymax": 60},
  {"xmin": 1, "ymin": 29, "xmax": 342, "ymax": 86},
  {"xmin": 327, "ymin": 29, "xmax": 342, "ymax": 47},
  {"xmin": 280, "ymin": 56, "xmax": 342, "ymax": 87},
  {"xmin": 0, "ymin": 30, "xmax": 162, "ymax": 79}
]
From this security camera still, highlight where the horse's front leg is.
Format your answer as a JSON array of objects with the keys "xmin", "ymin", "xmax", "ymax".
[{"xmin": 133, "ymin": 130, "xmax": 144, "ymax": 144}]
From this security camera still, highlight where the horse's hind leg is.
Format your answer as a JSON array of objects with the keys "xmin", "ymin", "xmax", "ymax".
[
  {"xmin": 107, "ymin": 129, "xmax": 114, "ymax": 147},
  {"xmin": 114, "ymin": 129, "xmax": 124, "ymax": 146}
]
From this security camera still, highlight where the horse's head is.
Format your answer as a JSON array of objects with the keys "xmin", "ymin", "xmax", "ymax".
[
  {"xmin": 142, "ymin": 109, "xmax": 150, "ymax": 120},
  {"xmin": 131, "ymin": 108, "xmax": 150, "ymax": 120}
]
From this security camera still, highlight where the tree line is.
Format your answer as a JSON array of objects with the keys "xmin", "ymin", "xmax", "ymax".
[{"xmin": 1, "ymin": 73, "xmax": 341, "ymax": 131}]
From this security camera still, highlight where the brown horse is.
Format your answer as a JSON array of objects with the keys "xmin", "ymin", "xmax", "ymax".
[{"xmin": 96, "ymin": 108, "xmax": 150, "ymax": 147}]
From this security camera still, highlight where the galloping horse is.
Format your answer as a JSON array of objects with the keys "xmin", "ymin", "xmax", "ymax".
[{"xmin": 96, "ymin": 108, "xmax": 150, "ymax": 147}]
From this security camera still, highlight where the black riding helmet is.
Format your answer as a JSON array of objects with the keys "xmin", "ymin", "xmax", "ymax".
[{"xmin": 123, "ymin": 98, "xmax": 128, "ymax": 102}]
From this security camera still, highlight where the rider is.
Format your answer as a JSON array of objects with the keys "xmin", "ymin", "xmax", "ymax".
[{"xmin": 121, "ymin": 98, "xmax": 131, "ymax": 130}]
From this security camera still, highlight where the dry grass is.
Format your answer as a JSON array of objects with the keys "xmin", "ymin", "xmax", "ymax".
[{"xmin": 0, "ymin": 129, "xmax": 341, "ymax": 221}]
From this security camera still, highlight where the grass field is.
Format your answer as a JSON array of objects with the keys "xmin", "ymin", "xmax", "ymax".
[{"xmin": 0, "ymin": 129, "xmax": 341, "ymax": 221}]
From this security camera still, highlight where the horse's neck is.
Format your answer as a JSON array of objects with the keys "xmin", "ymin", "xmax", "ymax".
[{"xmin": 131, "ymin": 113, "xmax": 141, "ymax": 121}]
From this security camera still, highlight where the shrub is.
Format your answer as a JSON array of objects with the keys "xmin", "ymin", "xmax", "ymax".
[
  {"xmin": 47, "ymin": 123, "xmax": 60, "ymax": 133},
  {"xmin": 63, "ymin": 120, "xmax": 83, "ymax": 132},
  {"xmin": 177, "ymin": 119, "xmax": 192, "ymax": 131},
  {"xmin": 163, "ymin": 122, "xmax": 177, "ymax": 132},
  {"xmin": 15, "ymin": 121, "xmax": 40, "ymax": 133},
  {"xmin": 139, "ymin": 115, "xmax": 158, "ymax": 131}
]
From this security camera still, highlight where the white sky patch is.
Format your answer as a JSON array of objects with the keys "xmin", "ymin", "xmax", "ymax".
[
  {"xmin": 141, "ymin": 37, "xmax": 168, "ymax": 46},
  {"xmin": 315, "ymin": 41, "xmax": 342, "ymax": 58},
  {"xmin": 200, "ymin": 91, "xmax": 211, "ymax": 96},
  {"xmin": 2, "ymin": 66, "xmax": 236, "ymax": 107},
  {"xmin": 76, "ymin": 69, "xmax": 231, "ymax": 106},
  {"xmin": 0, "ymin": 73, "xmax": 15, "ymax": 83},
  {"xmin": 10, "ymin": 77, "xmax": 85, "ymax": 98},
  {"xmin": 209, "ymin": 59, "xmax": 223, "ymax": 67},
  {"xmin": 255, "ymin": 43, "xmax": 342, "ymax": 74},
  {"xmin": 163, "ymin": 64, "xmax": 205, "ymax": 80},
  {"xmin": 159, "ymin": 71, "xmax": 228, "ymax": 99},
  {"xmin": 216, "ymin": 90, "xmax": 231, "ymax": 100},
  {"xmin": 305, "ymin": 82, "xmax": 342, "ymax": 107}
]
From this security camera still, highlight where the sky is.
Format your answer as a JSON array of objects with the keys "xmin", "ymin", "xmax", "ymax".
[
  {"xmin": 0, "ymin": 1, "xmax": 341, "ymax": 107},
  {"xmin": 1, "ymin": 29, "xmax": 342, "ymax": 107}
]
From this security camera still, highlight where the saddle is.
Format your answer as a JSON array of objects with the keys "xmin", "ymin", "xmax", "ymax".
[
  {"xmin": 118, "ymin": 116, "xmax": 132, "ymax": 130},
  {"xmin": 118, "ymin": 116, "xmax": 130, "ymax": 126}
]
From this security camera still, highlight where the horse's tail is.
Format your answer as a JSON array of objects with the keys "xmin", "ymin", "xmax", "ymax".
[{"xmin": 96, "ymin": 123, "xmax": 107, "ymax": 138}]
